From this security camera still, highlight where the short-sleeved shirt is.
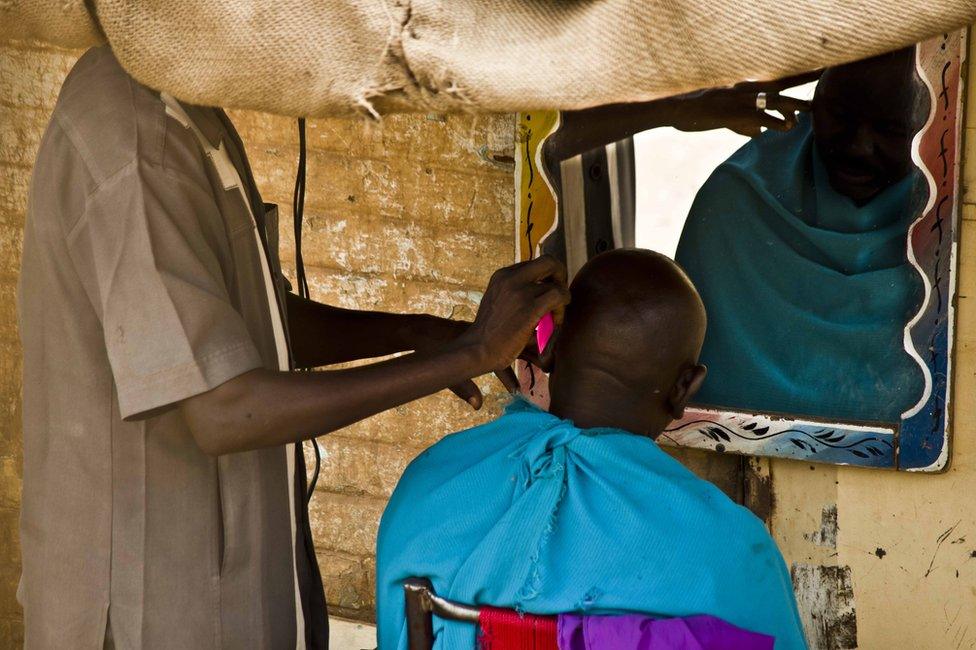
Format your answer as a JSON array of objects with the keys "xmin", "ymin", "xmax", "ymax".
[{"xmin": 18, "ymin": 47, "xmax": 325, "ymax": 648}]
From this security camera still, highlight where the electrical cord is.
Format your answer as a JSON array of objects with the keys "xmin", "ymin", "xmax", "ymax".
[
  {"xmin": 292, "ymin": 118, "xmax": 322, "ymax": 506},
  {"xmin": 293, "ymin": 118, "xmax": 310, "ymax": 299}
]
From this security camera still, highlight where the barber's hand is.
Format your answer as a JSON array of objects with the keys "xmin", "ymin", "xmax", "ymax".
[
  {"xmin": 665, "ymin": 70, "xmax": 822, "ymax": 138},
  {"xmin": 412, "ymin": 292, "xmax": 561, "ymax": 410},
  {"xmin": 460, "ymin": 255, "xmax": 569, "ymax": 395}
]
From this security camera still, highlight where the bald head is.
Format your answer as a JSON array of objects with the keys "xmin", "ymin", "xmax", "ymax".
[{"xmin": 547, "ymin": 249, "xmax": 707, "ymax": 437}]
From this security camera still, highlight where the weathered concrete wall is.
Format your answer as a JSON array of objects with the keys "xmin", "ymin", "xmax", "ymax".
[
  {"xmin": 768, "ymin": 34, "xmax": 976, "ymax": 650},
  {"xmin": 0, "ymin": 41, "xmax": 514, "ymax": 642}
]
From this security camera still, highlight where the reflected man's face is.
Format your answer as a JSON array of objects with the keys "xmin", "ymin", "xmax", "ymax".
[{"xmin": 812, "ymin": 50, "xmax": 917, "ymax": 206}]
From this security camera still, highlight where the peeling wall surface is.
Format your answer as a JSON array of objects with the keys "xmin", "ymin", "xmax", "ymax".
[{"xmin": 3, "ymin": 34, "xmax": 976, "ymax": 650}]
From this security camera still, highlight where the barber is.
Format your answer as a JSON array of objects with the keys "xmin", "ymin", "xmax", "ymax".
[{"xmin": 17, "ymin": 45, "xmax": 567, "ymax": 650}]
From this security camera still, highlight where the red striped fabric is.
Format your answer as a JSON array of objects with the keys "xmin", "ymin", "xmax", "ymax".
[{"xmin": 478, "ymin": 606, "xmax": 559, "ymax": 650}]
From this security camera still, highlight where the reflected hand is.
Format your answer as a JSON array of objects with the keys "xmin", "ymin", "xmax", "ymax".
[{"xmin": 666, "ymin": 70, "xmax": 823, "ymax": 138}]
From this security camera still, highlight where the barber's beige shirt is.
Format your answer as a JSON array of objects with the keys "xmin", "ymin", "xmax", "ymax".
[{"xmin": 18, "ymin": 47, "xmax": 314, "ymax": 648}]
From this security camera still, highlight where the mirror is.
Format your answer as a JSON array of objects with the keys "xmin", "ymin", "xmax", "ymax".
[{"xmin": 514, "ymin": 31, "xmax": 964, "ymax": 471}]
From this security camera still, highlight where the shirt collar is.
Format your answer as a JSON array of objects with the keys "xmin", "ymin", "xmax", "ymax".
[{"xmin": 180, "ymin": 103, "xmax": 225, "ymax": 149}]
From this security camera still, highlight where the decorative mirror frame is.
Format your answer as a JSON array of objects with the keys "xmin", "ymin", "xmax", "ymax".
[{"xmin": 514, "ymin": 31, "xmax": 965, "ymax": 471}]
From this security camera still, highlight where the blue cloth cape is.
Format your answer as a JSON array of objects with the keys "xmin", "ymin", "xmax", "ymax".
[
  {"xmin": 377, "ymin": 400, "xmax": 807, "ymax": 649},
  {"xmin": 675, "ymin": 116, "xmax": 924, "ymax": 422}
]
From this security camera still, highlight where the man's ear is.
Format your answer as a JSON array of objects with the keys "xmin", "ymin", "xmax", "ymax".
[
  {"xmin": 667, "ymin": 364, "xmax": 707, "ymax": 419},
  {"xmin": 536, "ymin": 326, "xmax": 561, "ymax": 374}
]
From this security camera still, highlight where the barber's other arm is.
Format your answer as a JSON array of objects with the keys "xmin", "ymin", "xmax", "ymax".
[
  {"xmin": 180, "ymin": 256, "xmax": 568, "ymax": 456},
  {"xmin": 285, "ymin": 294, "xmax": 467, "ymax": 368},
  {"xmin": 547, "ymin": 71, "xmax": 821, "ymax": 160}
]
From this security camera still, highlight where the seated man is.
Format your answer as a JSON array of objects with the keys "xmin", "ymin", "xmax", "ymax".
[{"xmin": 377, "ymin": 249, "xmax": 807, "ymax": 649}]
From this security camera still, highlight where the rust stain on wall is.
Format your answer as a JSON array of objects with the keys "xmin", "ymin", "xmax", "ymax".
[
  {"xmin": 791, "ymin": 564, "xmax": 858, "ymax": 650},
  {"xmin": 804, "ymin": 504, "xmax": 839, "ymax": 549},
  {"xmin": 792, "ymin": 503, "xmax": 855, "ymax": 648},
  {"xmin": 744, "ymin": 457, "xmax": 773, "ymax": 523}
]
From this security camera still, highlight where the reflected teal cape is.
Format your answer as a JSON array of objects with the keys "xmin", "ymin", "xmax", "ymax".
[
  {"xmin": 377, "ymin": 400, "xmax": 806, "ymax": 649},
  {"xmin": 675, "ymin": 116, "xmax": 924, "ymax": 422}
]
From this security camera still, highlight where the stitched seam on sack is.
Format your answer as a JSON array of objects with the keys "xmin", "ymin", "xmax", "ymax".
[
  {"xmin": 356, "ymin": 1, "xmax": 417, "ymax": 118},
  {"xmin": 359, "ymin": 0, "xmax": 471, "ymax": 116}
]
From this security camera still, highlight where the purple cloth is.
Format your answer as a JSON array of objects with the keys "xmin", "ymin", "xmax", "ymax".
[{"xmin": 557, "ymin": 614, "xmax": 776, "ymax": 650}]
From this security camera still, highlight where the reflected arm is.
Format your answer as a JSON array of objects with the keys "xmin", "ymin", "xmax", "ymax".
[
  {"xmin": 546, "ymin": 99, "xmax": 687, "ymax": 161},
  {"xmin": 546, "ymin": 77, "xmax": 817, "ymax": 161}
]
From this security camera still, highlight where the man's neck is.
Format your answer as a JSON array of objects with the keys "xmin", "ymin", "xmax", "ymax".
[{"xmin": 548, "ymin": 381, "xmax": 666, "ymax": 438}]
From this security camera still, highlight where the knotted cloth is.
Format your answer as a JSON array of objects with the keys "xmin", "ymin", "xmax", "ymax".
[{"xmin": 1, "ymin": 0, "xmax": 974, "ymax": 117}]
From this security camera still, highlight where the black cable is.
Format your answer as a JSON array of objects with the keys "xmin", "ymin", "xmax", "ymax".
[
  {"xmin": 293, "ymin": 118, "xmax": 310, "ymax": 300},
  {"xmin": 292, "ymin": 117, "xmax": 321, "ymax": 505},
  {"xmin": 307, "ymin": 431, "xmax": 321, "ymax": 508}
]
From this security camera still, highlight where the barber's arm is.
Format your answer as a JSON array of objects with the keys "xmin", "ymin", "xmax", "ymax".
[
  {"xmin": 547, "ymin": 71, "xmax": 821, "ymax": 161},
  {"xmin": 285, "ymin": 294, "xmax": 467, "ymax": 369},
  {"xmin": 180, "ymin": 256, "xmax": 568, "ymax": 456},
  {"xmin": 285, "ymin": 291, "xmax": 529, "ymax": 404}
]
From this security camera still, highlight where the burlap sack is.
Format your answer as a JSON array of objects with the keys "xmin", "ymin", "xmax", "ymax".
[{"xmin": 2, "ymin": 0, "xmax": 974, "ymax": 117}]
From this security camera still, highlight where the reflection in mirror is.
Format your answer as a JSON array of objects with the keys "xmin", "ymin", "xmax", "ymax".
[
  {"xmin": 515, "ymin": 32, "xmax": 964, "ymax": 470},
  {"xmin": 666, "ymin": 48, "xmax": 925, "ymax": 424}
]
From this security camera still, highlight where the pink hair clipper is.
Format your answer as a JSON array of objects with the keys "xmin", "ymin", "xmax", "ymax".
[{"xmin": 535, "ymin": 312, "xmax": 555, "ymax": 354}]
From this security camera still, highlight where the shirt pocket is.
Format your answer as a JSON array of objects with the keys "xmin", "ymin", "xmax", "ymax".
[{"xmin": 222, "ymin": 188, "xmax": 257, "ymax": 242}]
